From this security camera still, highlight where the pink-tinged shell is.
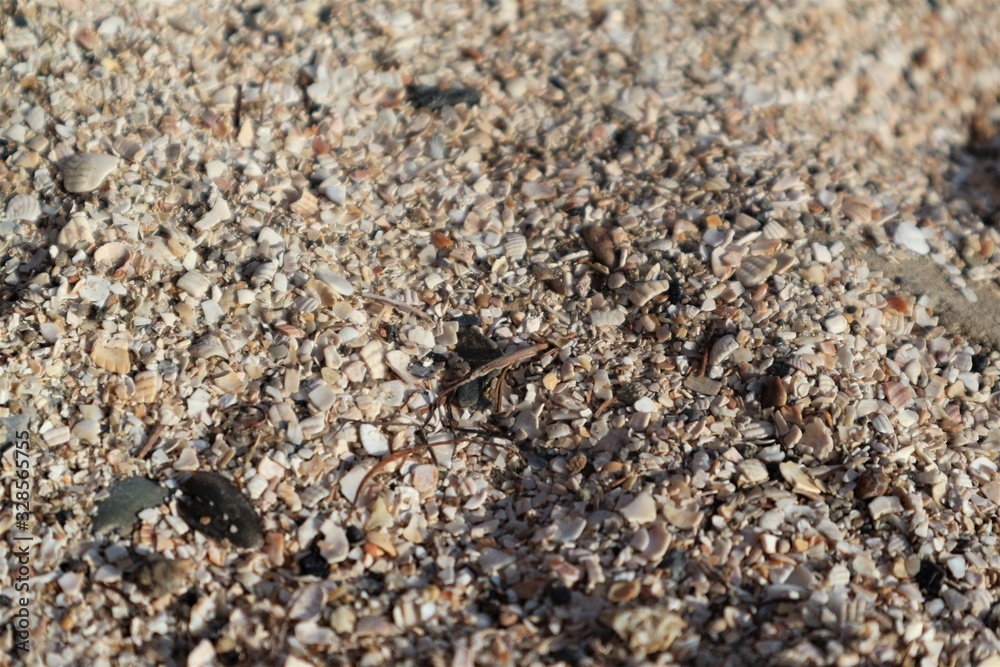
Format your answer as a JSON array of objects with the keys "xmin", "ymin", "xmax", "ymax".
[{"xmin": 882, "ymin": 381, "xmax": 914, "ymax": 410}]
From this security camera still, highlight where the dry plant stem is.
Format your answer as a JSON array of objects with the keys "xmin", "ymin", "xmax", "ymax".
[
  {"xmin": 135, "ymin": 424, "xmax": 166, "ymax": 459},
  {"xmin": 350, "ymin": 437, "xmax": 523, "ymax": 511},
  {"xmin": 360, "ymin": 292, "xmax": 436, "ymax": 323},
  {"xmin": 436, "ymin": 342, "xmax": 550, "ymax": 404}
]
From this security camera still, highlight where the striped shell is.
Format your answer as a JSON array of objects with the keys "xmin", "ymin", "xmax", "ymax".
[
  {"xmin": 62, "ymin": 153, "xmax": 119, "ymax": 193},
  {"xmin": 629, "ymin": 279, "xmax": 671, "ymax": 307},
  {"xmin": 503, "ymin": 233, "xmax": 527, "ymax": 261},
  {"xmin": 841, "ymin": 199, "xmax": 872, "ymax": 224},
  {"xmin": 882, "ymin": 380, "xmax": 914, "ymax": 410},
  {"xmin": 5, "ymin": 194, "xmax": 41, "ymax": 222},
  {"xmin": 735, "ymin": 255, "xmax": 777, "ymax": 287},
  {"xmin": 134, "ymin": 370, "xmax": 162, "ymax": 403}
]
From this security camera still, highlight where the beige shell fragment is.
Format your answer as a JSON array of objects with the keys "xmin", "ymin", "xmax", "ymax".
[
  {"xmin": 91, "ymin": 340, "xmax": 131, "ymax": 374},
  {"xmin": 779, "ymin": 461, "xmax": 826, "ymax": 501},
  {"xmin": 62, "ymin": 153, "xmax": 119, "ymax": 193},
  {"xmin": 629, "ymin": 280, "xmax": 671, "ymax": 307},
  {"xmin": 193, "ymin": 196, "xmax": 231, "ymax": 231},
  {"xmin": 58, "ymin": 213, "xmax": 95, "ymax": 247},
  {"xmin": 582, "ymin": 225, "xmax": 616, "ymax": 267},
  {"xmin": 177, "ymin": 271, "xmax": 211, "ymax": 299},
  {"xmin": 502, "ymin": 233, "xmax": 527, "ymax": 261},
  {"xmin": 735, "ymin": 255, "xmax": 777, "ymax": 287},
  {"xmin": 134, "ymin": 370, "xmax": 161, "ymax": 403}
]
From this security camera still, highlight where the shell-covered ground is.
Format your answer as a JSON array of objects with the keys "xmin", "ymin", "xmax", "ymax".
[{"xmin": 3, "ymin": 1, "xmax": 1000, "ymax": 665}]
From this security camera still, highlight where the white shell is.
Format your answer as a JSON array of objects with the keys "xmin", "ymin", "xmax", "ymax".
[
  {"xmin": 177, "ymin": 271, "xmax": 211, "ymax": 299},
  {"xmin": 62, "ymin": 153, "xmax": 119, "ymax": 193},
  {"xmin": 708, "ymin": 334, "xmax": 739, "ymax": 366},
  {"xmin": 93, "ymin": 242, "xmax": 133, "ymax": 270},
  {"xmin": 589, "ymin": 308, "xmax": 626, "ymax": 328},
  {"xmin": 5, "ymin": 194, "xmax": 41, "ymax": 222},
  {"xmin": 629, "ymin": 279, "xmax": 671, "ymax": 307},
  {"xmin": 57, "ymin": 213, "xmax": 95, "ymax": 247},
  {"xmin": 502, "ymin": 233, "xmax": 527, "ymax": 261},
  {"xmin": 735, "ymin": 255, "xmax": 777, "ymax": 287}
]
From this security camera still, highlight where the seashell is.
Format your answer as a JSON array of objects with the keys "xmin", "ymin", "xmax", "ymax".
[
  {"xmin": 607, "ymin": 580, "xmax": 641, "ymax": 603},
  {"xmin": 193, "ymin": 196, "xmax": 231, "ymax": 231},
  {"xmin": 786, "ymin": 357, "xmax": 815, "ymax": 375},
  {"xmin": 290, "ymin": 190, "xmax": 319, "ymax": 217},
  {"xmin": 5, "ymin": 194, "xmax": 41, "ymax": 222},
  {"xmin": 91, "ymin": 340, "xmax": 131, "ymax": 374},
  {"xmin": 190, "ymin": 335, "xmax": 228, "ymax": 360},
  {"xmin": 42, "ymin": 425, "xmax": 71, "ymax": 447},
  {"xmin": 251, "ymin": 260, "xmax": 278, "ymax": 286},
  {"xmin": 882, "ymin": 381, "xmax": 914, "ymax": 410},
  {"xmin": 359, "ymin": 423, "xmax": 390, "ymax": 456},
  {"xmin": 58, "ymin": 213, "xmax": 95, "ymax": 247},
  {"xmin": 503, "ymin": 233, "xmax": 527, "ymax": 261},
  {"xmin": 294, "ymin": 296, "xmax": 320, "ymax": 314},
  {"xmin": 582, "ymin": 225, "xmax": 616, "ymax": 267},
  {"xmin": 629, "ymin": 279, "xmax": 671, "ymax": 307},
  {"xmin": 590, "ymin": 308, "xmax": 626, "ymax": 328},
  {"xmin": 882, "ymin": 294, "xmax": 914, "ymax": 316},
  {"xmin": 93, "ymin": 242, "xmax": 133, "ymax": 271},
  {"xmin": 779, "ymin": 461, "xmax": 826, "ymax": 500},
  {"xmin": 177, "ymin": 271, "xmax": 211, "ymax": 299},
  {"xmin": 134, "ymin": 370, "xmax": 161, "ymax": 403},
  {"xmin": 708, "ymin": 334, "xmax": 738, "ymax": 366},
  {"xmin": 735, "ymin": 255, "xmax": 777, "ymax": 287},
  {"xmin": 305, "ymin": 279, "xmax": 338, "ymax": 306},
  {"xmin": 39, "ymin": 322, "xmax": 63, "ymax": 343},
  {"xmin": 72, "ymin": 418, "xmax": 101, "ymax": 445},
  {"xmin": 841, "ymin": 198, "xmax": 872, "ymax": 224},
  {"xmin": 761, "ymin": 220, "xmax": 788, "ymax": 240},
  {"xmin": 62, "ymin": 152, "xmax": 119, "ymax": 193}
]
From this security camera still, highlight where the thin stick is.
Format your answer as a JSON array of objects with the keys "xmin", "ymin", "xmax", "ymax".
[
  {"xmin": 437, "ymin": 342, "xmax": 549, "ymax": 402},
  {"xmin": 360, "ymin": 292, "xmax": 435, "ymax": 323},
  {"xmin": 135, "ymin": 424, "xmax": 166, "ymax": 459},
  {"xmin": 350, "ymin": 437, "xmax": 522, "ymax": 511}
]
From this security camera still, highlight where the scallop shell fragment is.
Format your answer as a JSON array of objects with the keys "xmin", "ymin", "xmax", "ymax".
[
  {"xmin": 62, "ymin": 152, "xmax": 119, "ymax": 193},
  {"xmin": 629, "ymin": 279, "xmax": 671, "ymax": 307},
  {"xmin": 735, "ymin": 255, "xmax": 777, "ymax": 287},
  {"xmin": 5, "ymin": 194, "xmax": 41, "ymax": 222},
  {"xmin": 134, "ymin": 370, "xmax": 162, "ymax": 403},
  {"xmin": 503, "ymin": 233, "xmax": 527, "ymax": 261}
]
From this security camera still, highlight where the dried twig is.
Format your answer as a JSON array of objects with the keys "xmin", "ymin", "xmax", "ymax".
[
  {"xmin": 436, "ymin": 342, "xmax": 549, "ymax": 403},
  {"xmin": 350, "ymin": 437, "xmax": 522, "ymax": 510},
  {"xmin": 135, "ymin": 424, "xmax": 166, "ymax": 459},
  {"xmin": 360, "ymin": 292, "xmax": 436, "ymax": 323}
]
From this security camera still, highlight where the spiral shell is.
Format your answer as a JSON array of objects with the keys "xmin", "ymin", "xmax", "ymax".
[
  {"xmin": 62, "ymin": 152, "xmax": 119, "ymax": 193},
  {"xmin": 5, "ymin": 194, "xmax": 41, "ymax": 222},
  {"xmin": 582, "ymin": 225, "xmax": 616, "ymax": 267}
]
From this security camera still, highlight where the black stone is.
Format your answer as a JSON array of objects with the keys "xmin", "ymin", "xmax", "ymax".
[
  {"xmin": 972, "ymin": 354, "xmax": 990, "ymax": 373},
  {"xmin": 177, "ymin": 472, "xmax": 263, "ymax": 548},
  {"xmin": 915, "ymin": 559, "xmax": 945, "ymax": 597},
  {"xmin": 406, "ymin": 84, "xmax": 480, "ymax": 110},
  {"xmin": 298, "ymin": 543, "xmax": 331, "ymax": 578},
  {"xmin": 548, "ymin": 583, "xmax": 571, "ymax": 605},
  {"xmin": 660, "ymin": 547, "xmax": 689, "ymax": 581},
  {"xmin": 346, "ymin": 525, "xmax": 365, "ymax": 544},
  {"xmin": 767, "ymin": 360, "xmax": 792, "ymax": 377}
]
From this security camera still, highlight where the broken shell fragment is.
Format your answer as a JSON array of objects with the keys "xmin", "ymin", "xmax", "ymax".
[
  {"xmin": 735, "ymin": 255, "xmax": 777, "ymax": 287},
  {"xmin": 5, "ymin": 194, "xmax": 41, "ymax": 222},
  {"xmin": 62, "ymin": 152, "xmax": 119, "ymax": 193},
  {"xmin": 629, "ymin": 280, "xmax": 671, "ymax": 307}
]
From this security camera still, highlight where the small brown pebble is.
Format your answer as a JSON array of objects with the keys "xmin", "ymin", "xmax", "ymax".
[{"xmin": 855, "ymin": 470, "xmax": 889, "ymax": 499}]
